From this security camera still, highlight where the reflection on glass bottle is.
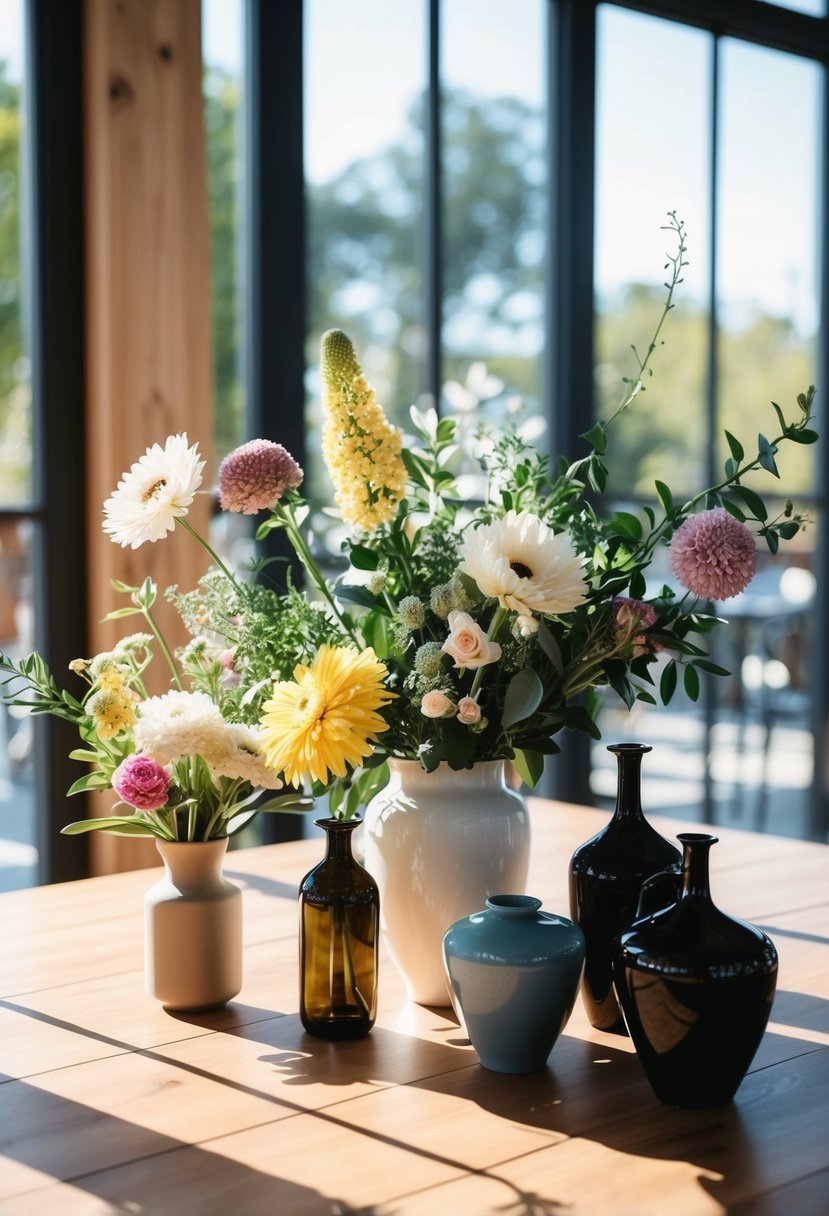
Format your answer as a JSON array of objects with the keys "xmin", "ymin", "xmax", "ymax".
[
  {"xmin": 299, "ymin": 817, "xmax": 379, "ymax": 1039},
  {"xmin": 614, "ymin": 832, "xmax": 778, "ymax": 1108},
  {"xmin": 569, "ymin": 743, "xmax": 681, "ymax": 1031}
]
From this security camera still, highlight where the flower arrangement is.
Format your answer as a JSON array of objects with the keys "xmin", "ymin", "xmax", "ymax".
[{"xmin": 0, "ymin": 215, "xmax": 817, "ymax": 833}]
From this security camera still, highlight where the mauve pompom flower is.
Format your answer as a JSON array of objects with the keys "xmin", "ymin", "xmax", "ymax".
[
  {"xmin": 218, "ymin": 439, "xmax": 303, "ymax": 515},
  {"xmin": 112, "ymin": 753, "xmax": 171, "ymax": 812},
  {"xmin": 670, "ymin": 508, "xmax": 757, "ymax": 601}
]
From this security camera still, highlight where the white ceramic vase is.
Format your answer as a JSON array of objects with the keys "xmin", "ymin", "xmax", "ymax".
[
  {"xmin": 144, "ymin": 837, "xmax": 242, "ymax": 1011},
  {"xmin": 363, "ymin": 759, "xmax": 531, "ymax": 1006}
]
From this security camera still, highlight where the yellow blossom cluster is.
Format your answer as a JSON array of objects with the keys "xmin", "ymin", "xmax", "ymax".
[{"xmin": 320, "ymin": 329, "xmax": 407, "ymax": 531}]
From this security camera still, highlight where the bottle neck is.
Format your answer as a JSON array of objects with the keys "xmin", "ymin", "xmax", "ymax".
[
  {"xmin": 609, "ymin": 744, "xmax": 649, "ymax": 820},
  {"xmin": 678, "ymin": 833, "xmax": 717, "ymax": 900},
  {"xmin": 320, "ymin": 818, "xmax": 358, "ymax": 862}
]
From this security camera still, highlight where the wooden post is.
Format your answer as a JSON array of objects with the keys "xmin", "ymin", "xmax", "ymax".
[{"xmin": 84, "ymin": 0, "xmax": 213, "ymax": 874}]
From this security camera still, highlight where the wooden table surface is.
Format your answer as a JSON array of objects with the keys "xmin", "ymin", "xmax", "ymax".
[{"xmin": 2, "ymin": 800, "xmax": 828, "ymax": 1215}]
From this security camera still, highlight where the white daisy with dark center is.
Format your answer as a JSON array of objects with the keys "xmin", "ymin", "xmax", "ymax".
[{"xmin": 459, "ymin": 509, "xmax": 588, "ymax": 617}]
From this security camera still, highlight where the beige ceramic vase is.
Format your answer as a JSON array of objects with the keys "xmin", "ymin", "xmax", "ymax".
[{"xmin": 144, "ymin": 837, "xmax": 242, "ymax": 1011}]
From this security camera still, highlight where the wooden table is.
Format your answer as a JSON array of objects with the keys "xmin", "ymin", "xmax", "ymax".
[{"xmin": 2, "ymin": 800, "xmax": 828, "ymax": 1215}]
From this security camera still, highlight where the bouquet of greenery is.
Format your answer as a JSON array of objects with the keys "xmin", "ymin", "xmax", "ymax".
[{"xmin": 0, "ymin": 215, "xmax": 817, "ymax": 831}]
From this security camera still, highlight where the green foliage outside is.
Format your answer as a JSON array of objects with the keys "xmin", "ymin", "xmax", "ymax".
[{"xmin": 0, "ymin": 62, "xmax": 29, "ymax": 505}]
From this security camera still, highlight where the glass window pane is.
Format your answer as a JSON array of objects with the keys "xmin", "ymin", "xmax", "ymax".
[
  {"xmin": 441, "ymin": 0, "xmax": 546, "ymax": 438},
  {"xmin": 0, "ymin": 519, "xmax": 36, "ymax": 890},
  {"xmin": 712, "ymin": 37, "xmax": 821, "ymax": 834},
  {"xmin": 203, "ymin": 0, "xmax": 246, "ymax": 462},
  {"xmin": 595, "ymin": 5, "xmax": 712, "ymax": 500},
  {"xmin": 0, "ymin": 0, "xmax": 30, "ymax": 507},
  {"xmin": 305, "ymin": 0, "xmax": 426, "ymax": 501},
  {"xmin": 593, "ymin": 5, "xmax": 712, "ymax": 815}
]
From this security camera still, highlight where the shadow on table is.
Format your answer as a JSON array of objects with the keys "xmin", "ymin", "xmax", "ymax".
[{"xmin": 2, "ymin": 1082, "xmax": 339, "ymax": 1215}]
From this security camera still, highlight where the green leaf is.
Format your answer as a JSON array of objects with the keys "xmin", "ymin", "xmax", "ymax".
[
  {"xmin": 764, "ymin": 529, "xmax": 780, "ymax": 554},
  {"xmin": 719, "ymin": 497, "xmax": 747, "ymax": 523},
  {"xmin": 692, "ymin": 659, "xmax": 731, "ymax": 677},
  {"xmin": 660, "ymin": 661, "xmax": 678, "ymax": 704},
  {"xmin": 60, "ymin": 817, "xmax": 161, "ymax": 837},
  {"xmin": 227, "ymin": 810, "xmax": 259, "ymax": 835},
  {"xmin": 348, "ymin": 544, "xmax": 380, "ymax": 571},
  {"xmin": 502, "ymin": 668, "xmax": 544, "ymax": 729},
  {"xmin": 629, "ymin": 570, "xmax": 646, "ymax": 600},
  {"xmin": 580, "ymin": 422, "xmax": 608, "ymax": 455},
  {"xmin": 683, "ymin": 664, "xmax": 700, "ymax": 702},
  {"xmin": 511, "ymin": 748, "xmax": 545, "ymax": 789},
  {"xmin": 335, "ymin": 584, "xmax": 376, "ymax": 608},
  {"xmin": 612, "ymin": 512, "xmax": 643, "ymax": 540},
  {"xmin": 536, "ymin": 620, "xmax": 563, "ymax": 673},
  {"xmin": 654, "ymin": 480, "xmax": 673, "ymax": 516},
  {"xmin": 66, "ymin": 772, "xmax": 113, "ymax": 795},
  {"xmin": 778, "ymin": 521, "xmax": 800, "ymax": 540},
  {"xmin": 724, "ymin": 430, "xmax": 744, "ymax": 462},
  {"xmin": 757, "ymin": 434, "xmax": 780, "ymax": 477},
  {"xmin": 68, "ymin": 748, "xmax": 106, "ymax": 764},
  {"xmin": 786, "ymin": 428, "xmax": 819, "ymax": 445},
  {"xmin": 732, "ymin": 484, "xmax": 768, "ymax": 521}
]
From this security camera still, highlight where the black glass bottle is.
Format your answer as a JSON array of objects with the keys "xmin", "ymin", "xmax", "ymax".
[
  {"xmin": 299, "ymin": 817, "xmax": 379, "ymax": 1039},
  {"xmin": 614, "ymin": 833, "xmax": 778, "ymax": 1107},
  {"xmin": 568, "ymin": 743, "xmax": 681, "ymax": 1032}
]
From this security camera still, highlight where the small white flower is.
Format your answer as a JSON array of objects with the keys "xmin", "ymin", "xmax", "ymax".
[
  {"xmin": 420, "ymin": 690, "xmax": 456, "ymax": 719},
  {"xmin": 441, "ymin": 611, "xmax": 502, "ymax": 670},
  {"xmin": 102, "ymin": 433, "xmax": 205, "ymax": 549},
  {"xmin": 459, "ymin": 510, "xmax": 587, "ymax": 618},
  {"xmin": 514, "ymin": 614, "xmax": 539, "ymax": 638}
]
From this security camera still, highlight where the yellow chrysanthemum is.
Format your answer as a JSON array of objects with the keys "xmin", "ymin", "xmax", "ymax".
[
  {"xmin": 259, "ymin": 645, "xmax": 394, "ymax": 787},
  {"xmin": 320, "ymin": 330, "xmax": 407, "ymax": 531},
  {"xmin": 88, "ymin": 689, "xmax": 137, "ymax": 742}
]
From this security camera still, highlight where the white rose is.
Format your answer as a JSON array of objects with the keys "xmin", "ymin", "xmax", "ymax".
[
  {"xmin": 421, "ymin": 690, "xmax": 456, "ymax": 719},
  {"xmin": 456, "ymin": 696, "xmax": 481, "ymax": 726},
  {"xmin": 441, "ymin": 610, "xmax": 502, "ymax": 670}
]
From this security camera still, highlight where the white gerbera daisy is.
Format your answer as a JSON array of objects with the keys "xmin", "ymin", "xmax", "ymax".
[
  {"xmin": 133, "ymin": 690, "xmax": 228, "ymax": 764},
  {"xmin": 459, "ymin": 510, "xmax": 588, "ymax": 617},
  {"xmin": 102, "ymin": 434, "xmax": 205, "ymax": 549}
]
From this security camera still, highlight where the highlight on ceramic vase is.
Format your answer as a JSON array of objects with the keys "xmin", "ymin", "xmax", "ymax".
[
  {"xmin": 442, "ymin": 894, "xmax": 584, "ymax": 1073},
  {"xmin": 614, "ymin": 832, "xmax": 779, "ymax": 1108},
  {"xmin": 299, "ymin": 817, "xmax": 379, "ymax": 1039},
  {"xmin": 144, "ymin": 837, "xmax": 243, "ymax": 1011},
  {"xmin": 569, "ymin": 743, "xmax": 681, "ymax": 1031},
  {"xmin": 363, "ymin": 759, "xmax": 531, "ymax": 1007}
]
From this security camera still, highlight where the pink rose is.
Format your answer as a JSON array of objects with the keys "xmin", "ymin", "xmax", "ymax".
[
  {"xmin": 112, "ymin": 753, "xmax": 171, "ymax": 812},
  {"xmin": 421, "ymin": 691, "xmax": 456, "ymax": 719},
  {"xmin": 457, "ymin": 696, "xmax": 481, "ymax": 726},
  {"xmin": 441, "ymin": 611, "xmax": 502, "ymax": 670}
]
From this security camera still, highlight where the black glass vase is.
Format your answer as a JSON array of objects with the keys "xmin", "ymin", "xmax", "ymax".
[
  {"xmin": 568, "ymin": 743, "xmax": 681, "ymax": 1032},
  {"xmin": 614, "ymin": 832, "xmax": 778, "ymax": 1108},
  {"xmin": 299, "ymin": 817, "xmax": 379, "ymax": 1039}
]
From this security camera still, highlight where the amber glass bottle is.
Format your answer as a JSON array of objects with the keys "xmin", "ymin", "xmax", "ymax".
[{"xmin": 299, "ymin": 817, "xmax": 379, "ymax": 1039}]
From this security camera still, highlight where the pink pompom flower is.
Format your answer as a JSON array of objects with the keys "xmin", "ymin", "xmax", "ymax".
[
  {"xmin": 670, "ymin": 508, "xmax": 756, "ymax": 601},
  {"xmin": 112, "ymin": 753, "xmax": 171, "ymax": 812},
  {"xmin": 218, "ymin": 439, "xmax": 304, "ymax": 515}
]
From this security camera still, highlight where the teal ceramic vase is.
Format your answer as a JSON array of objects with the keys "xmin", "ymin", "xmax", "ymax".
[{"xmin": 442, "ymin": 894, "xmax": 585, "ymax": 1073}]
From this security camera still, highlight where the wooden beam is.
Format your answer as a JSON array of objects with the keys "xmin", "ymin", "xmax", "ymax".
[{"xmin": 84, "ymin": 0, "xmax": 213, "ymax": 874}]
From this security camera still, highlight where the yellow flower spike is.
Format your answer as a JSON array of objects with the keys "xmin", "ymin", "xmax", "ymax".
[{"xmin": 319, "ymin": 330, "xmax": 407, "ymax": 531}]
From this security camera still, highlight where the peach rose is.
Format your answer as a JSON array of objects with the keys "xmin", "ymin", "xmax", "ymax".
[
  {"xmin": 441, "ymin": 611, "xmax": 502, "ymax": 670},
  {"xmin": 457, "ymin": 696, "xmax": 481, "ymax": 726},
  {"xmin": 421, "ymin": 690, "xmax": 456, "ymax": 719}
]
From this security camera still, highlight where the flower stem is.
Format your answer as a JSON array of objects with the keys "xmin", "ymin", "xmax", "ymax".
[
  {"xmin": 273, "ymin": 503, "xmax": 359, "ymax": 644},
  {"xmin": 139, "ymin": 601, "xmax": 183, "ymax": 691},
  {"xmin": 177, "ymin": 517, "xmax": 242, "ymax": 591}
]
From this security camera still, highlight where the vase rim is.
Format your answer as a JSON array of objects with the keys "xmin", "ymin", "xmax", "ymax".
[
  {"xmin": 486, "ymin": 894, "xmax": 542, "ymax": 917},
  {"xmin": 156, "ymin": 836, "xmax": 229, "ymax": 848},
  {"xmin": 315, "ymin": 815, "xmax": 362, "ymax": 828},
  {"xmin": 386, "ymin": 757, "xmax": 507, "ymax": 771}
]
